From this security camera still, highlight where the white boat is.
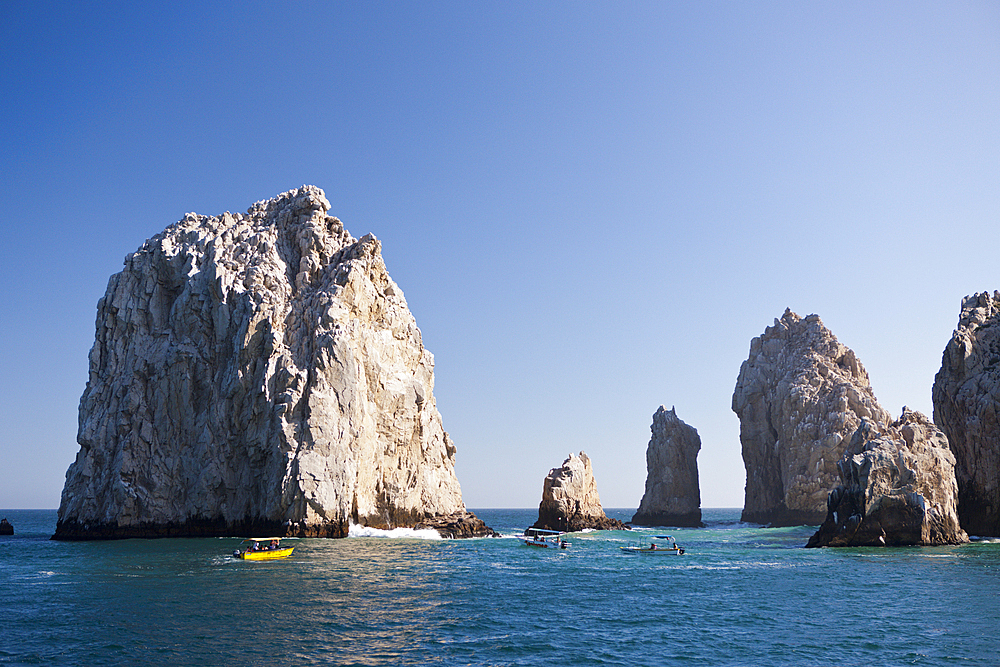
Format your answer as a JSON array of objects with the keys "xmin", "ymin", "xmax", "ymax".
[
  {"xmin": 620, "ymin": 534, "xmax": 685, "ymax": 555},
  {"xmin": 516, "ymin": 527, "xmax": 569, "ymax": 549}
]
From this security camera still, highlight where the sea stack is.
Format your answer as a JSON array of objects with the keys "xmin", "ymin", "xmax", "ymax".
[
  {"xmin": 932, "ymin": 291, "xmax": 1000, "ymax": 537},
  {"xmin": 807, "ymin": 409, "xmax": 967, "ymax": 547},
  {"xmin": 532, "ymin": 452, "xmax": 626, "ymax": 532},
  {"xmin": 55, "ymin": 186, "xmax": 493, "ymax": 539},
  {"xmin": 631, "ymin": 406, "xmax": 702, "ymax": 527},
  {"xmin": 733, "ymin": 309, "xmax": 892, "ymax": 526}
]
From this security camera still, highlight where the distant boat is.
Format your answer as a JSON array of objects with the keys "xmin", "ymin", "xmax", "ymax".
[
  {"xmin": 620, "ymin": 535, "xmax": 685, "ymax": 555},
  {"xmin": 232, "ymin": 537, "xmax": 294, "ymax": 560},
  {"xmin": 516, "ymin": 527, "xmax": 569, "ymax": 549}
]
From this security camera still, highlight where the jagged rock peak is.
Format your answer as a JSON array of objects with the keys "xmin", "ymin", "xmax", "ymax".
[
  {"xmin": 532, "ymin": 452, "xmax": 626, "ymax": 532},
  {"xmin": 733, "ymin": 308, "xmax": 892, "ymax": 526},
  {"xmin": 807, "ymin": 408, "xmax": 968, "ymax": 547},
  {"xmin": 631, "ymin": 406, "xmax": 702, "ymax": 527},
  {"xmin": 55, "ymin": 186, "xmax": 494, "ymax": 539},
  {"xmin": 932, "ymin": 290, "xmax": 1000, "ymax": 537}
]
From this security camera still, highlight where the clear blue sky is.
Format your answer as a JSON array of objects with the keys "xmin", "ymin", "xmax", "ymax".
[{"xmin": 2, "ymin": 1, "xmax": 998, "ymax": 510}]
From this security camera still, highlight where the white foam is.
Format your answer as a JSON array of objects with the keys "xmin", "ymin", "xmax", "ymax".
[{"xmin": 348, "ymin": 524, "xmax": 443, "ymax": 540}]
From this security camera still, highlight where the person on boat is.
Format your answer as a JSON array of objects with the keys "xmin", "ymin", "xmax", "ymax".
[{"xmin": 269, "ymin": 540, "xmax": 279, "ymax": 550}]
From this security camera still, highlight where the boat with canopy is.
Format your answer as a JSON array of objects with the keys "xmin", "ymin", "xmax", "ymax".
[
  {"xmin": 620, "ymin": 535, "xmax": 685, "ymax": 555},
  {"xmin": 516, "ymin": 527, "xmax": 569, "ymax": 549},
  {"xmin": 232, "ymin": 537, "xmax": 295, "ymax": 560}
]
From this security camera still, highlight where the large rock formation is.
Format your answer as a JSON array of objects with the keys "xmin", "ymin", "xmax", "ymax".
[
  {"xmin": 733, "ymin": 309, "xmax": 892, "ymax": 526},
  {"xmin": 631, "ymin": 406, "xmax": 702, "ymax": 527},
  {"xmin": 807, "ymin": 409, "xmax": 968, "ymax": 547},
  {"xmin": 531, "ymin": 452, "xmax": 626, "ymax": 532},
  {"xmin": 932, "ymin": 291, "xmax": 1000, "ymax": 537},
  {"xmin": 55, "ymin": 186, "xmax": 493, "ymax": 539}
]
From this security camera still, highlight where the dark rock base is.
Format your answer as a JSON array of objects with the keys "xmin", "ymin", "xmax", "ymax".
[
  {"xmin": 532, "ymin": 513, "xmax": 627, "ymax": 533},
  {"xmin": 52, "ymin": 516, "xmax": 351, "ymax": 540},
  {"xmin": 740, "ymin": 507, "xmax": 825, "ymax": 527},
  {"xmin": 52, "ymin": 511, "xmax": 497, "ymax": 540},
  {"xmin": 0, "ymin": 518, "xmax": 13, "ymax": 535},
  {"xmin": 415, "ymin": 511, "xmax": 499, "ymax": 538},
  {"xmin": 630, "ymin": 510, "xmax": 703, "ymax": 528}
]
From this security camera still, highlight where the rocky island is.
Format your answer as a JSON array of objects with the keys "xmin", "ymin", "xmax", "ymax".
[
  {"xmin": 933, "ymin": 291, "xmax": 1000, "ymax": 537},
  {"xmin": 531, "ymin": 452, "xmax": 626, "ymax": 532},
  {"xmin": 807, "ymin": 409, "xmax": 967, "ymax": 547},
  {"xmin": 733, "ymin": 309, "xmax": 892, "ymax": 526},
  {"xmin": 54, "ymin": 186, "xmax": 494, "ymax": 539},
  {"xmin": 631, "ymin": 406, "xmax": 702, "ymax": 527}
]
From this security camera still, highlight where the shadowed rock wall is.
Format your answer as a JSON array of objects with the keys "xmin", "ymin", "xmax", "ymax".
[{"xmin": 933, "ymin": 291, "xmax": 1000, "ymax": 537}]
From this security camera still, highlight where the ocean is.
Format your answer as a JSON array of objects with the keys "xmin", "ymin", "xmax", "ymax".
[{"xmin": 2, "ymin": 508, "xmax": 998, "ymax": 666}]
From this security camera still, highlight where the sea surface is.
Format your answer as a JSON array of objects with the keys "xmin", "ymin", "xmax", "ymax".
[{"xmin": 2, "ymin": 508, "xmax": 998, "ymax": 666}]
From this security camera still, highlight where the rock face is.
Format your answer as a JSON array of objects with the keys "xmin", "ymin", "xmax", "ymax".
[
  {"xmin": 532, "ymin": 452, "xmax": 626, "ymax": 532},
  {"xmin": 733, "ymin": 309, "xmax": 892, "ymax": 526},
  {"xmin": 932, "ymin": 291, "xmax": 1000, "ymax": 537},
  {"xmin": 631, "ymin": 406, "xmax": 702, "ymax": 527},
  {"xmin": 55, "ymin": 186, "xmax": 493, "ymax": 540},
  {"xmin": 807, "ymin": 409, "xmax": 968, "ymax": 547},
  {"xmin": 0, "ymin": 518, "xmax": 12, "ymax": 535}
]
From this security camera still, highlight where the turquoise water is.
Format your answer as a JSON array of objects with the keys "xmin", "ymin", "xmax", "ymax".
[{"xmin": 2, "ymin": 508, "xmax": 998, "ymax": 666}]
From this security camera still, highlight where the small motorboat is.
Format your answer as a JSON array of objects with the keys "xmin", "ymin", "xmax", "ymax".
[
  {"xmin": 233, "ymin": 537, "xmax": 295, "ymax": 561},
  {"xmin": 620, "ymin": 535, "xmax": 685, "ymax": 555},
  {"xmin": 516, "ymin": 527, "xmax": 569, "ymax": 549}
]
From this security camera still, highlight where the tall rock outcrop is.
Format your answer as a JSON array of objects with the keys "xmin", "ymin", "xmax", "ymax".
[
  {"xmin": 531, "ymin": 452, "xmax": 626, "ymax": 532},
  {"xmin": 933, "ymin": 291, "xmax": 1000, "ymax": 537},
  {"xmin": 55, "ymin": 186, "xmax": 493, "ymax": 539},
  {"xmin": 807, "ymin": 409, "xmax": 967, "ymax": 547},
  {"xmin": 733, "ymin": 309, "xmax": 892, "ymax": 526},
  {"xmin": 631, "ymin": 406, "xmax": 702, "ymax": 527}
]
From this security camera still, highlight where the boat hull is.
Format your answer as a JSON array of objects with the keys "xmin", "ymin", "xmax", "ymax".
[
  {"xmin": 239, "ymin": 547, "xmax": 294, "ymax": 561},
  {"xmin": 619, "ymin": 546, "xmax": 684, "ymax": 555},
  {"xmin": 516, "ymin": 537, "xmax": 568, "ymax": 549}
]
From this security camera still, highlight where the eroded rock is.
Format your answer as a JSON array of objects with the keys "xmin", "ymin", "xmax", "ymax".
[
  {"xmin": 532, "ymin": 452, "xmax": 626, "ymax": 532},
  {"xmin": 55, "ymin": 186, "xmax": 493, "ymax": 539},
  {"xmin": 631, "ymin": 406, "xmax": 702, "ymax": 527},
  {"xmin": 733, "ymin": 309, "xmax": 892, "ymax": 526},
  {"xmin": 807, "ymin": 409, "xmax": 967, "ymax": 547},
  {"xmin": 932, "ymin": 291, "xmax": 1000, "ymax": 537}
]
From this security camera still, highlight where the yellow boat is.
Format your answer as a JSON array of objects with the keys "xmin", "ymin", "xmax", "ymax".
[{"xmin": 233, "ymin": 537, "xmax": 295, "ymax": 561}]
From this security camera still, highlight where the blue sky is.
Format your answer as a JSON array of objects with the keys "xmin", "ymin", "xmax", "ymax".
[{"xmin": 2, "ymin": 1, "xmax": 998, "ymax": 510}]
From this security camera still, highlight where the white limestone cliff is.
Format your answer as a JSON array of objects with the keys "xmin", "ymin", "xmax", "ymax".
[
  {"xmin": 55, "ymin": 186, "xmax": 492, "ymax": 539},
  {"xmin": 532, "ymin": 452, "xmax": 626, "ymax": 532},
  {"xmin": 807, "ymin": 408, "xmax": 967, "ymax": 547},
  {"xmin": 631, "ymin": 406, "xmax": 702, "ymax": 527},
  {"xmin": 733, "ymin": 309, "xmax": 892, "ymax": 526}
]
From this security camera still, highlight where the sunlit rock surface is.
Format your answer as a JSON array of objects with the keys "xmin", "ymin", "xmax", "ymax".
[
  {"xmin": 532, "ymin": 452, "xmax": 626, "ymax": 532},
  {"xmin": 631, "ymin": 406, "xmax": 702, "ymax": 527},
  {"xmin": 933, "ymin": 291, "xmax": 1000, "ymax": 537},
  {"xmin": 733, "ymin": 309, "xmax": 892, "ymax": 526},
  {"xmin": 807, "ymin": 409, "xmax": 967, "ymax": 547},
  {"xmin": 55, "ymin": 186, "xmax": 492, "ymax": 539}
]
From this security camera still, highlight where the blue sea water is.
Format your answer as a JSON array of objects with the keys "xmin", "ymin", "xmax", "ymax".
[{"xmin": 2, "ymin": 508, "xmax": 998, "ymax": 666}]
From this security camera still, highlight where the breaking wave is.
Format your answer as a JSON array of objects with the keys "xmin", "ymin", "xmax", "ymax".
[{"xmin": 348, "ymin": 524, "xmax": 443, "ymax": 540}]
